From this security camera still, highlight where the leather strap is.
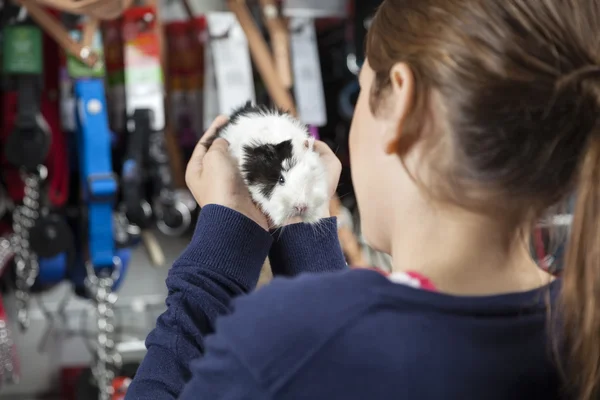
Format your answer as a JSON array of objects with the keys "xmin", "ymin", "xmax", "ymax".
[
  {"xmin": 1, "ymin": 30, "xmax": 69, "ymax": 206},
  {"xmin": 14, "ymin": 0, "xmax": 134, "ymax": 67},
  {"xmin": 43, "ymin": 27, "xmax": 70, "ymax": 207},
  {"xmin": 21, "ymin": 0, "xmax": 134, "ymax": 20},
  {"xmin": 227, "ymin": 0, "xmax": 296, "ymax": 114},
  {"xmin": 259, "ymin": 0, "xmax": 293, "ymax": 90}
]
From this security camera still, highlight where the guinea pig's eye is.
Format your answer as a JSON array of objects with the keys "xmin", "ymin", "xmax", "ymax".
[{"xmin": 278, "ymin": 175, "xmax": 285, "ymax": 185}]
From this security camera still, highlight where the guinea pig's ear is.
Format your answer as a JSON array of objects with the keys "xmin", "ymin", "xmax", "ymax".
[{"xmin": 304, "ymin": 137, "xmax": 315, "ymax": 151}]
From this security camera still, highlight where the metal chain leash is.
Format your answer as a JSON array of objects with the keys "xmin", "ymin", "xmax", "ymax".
[
  {"xmin": 0, "ymin": 317, "xmax": 18, "ymax": 386},
  {"xmin": 11, "ymin": 166, "xmax": 47, "ymax": 331},
  {"xmin": 84, "ymin": 259, "xmax": 122, "ymax": 400},
  {"xmin": 0, "ymin": 237, "xmax": 15, "ymax": 276}
]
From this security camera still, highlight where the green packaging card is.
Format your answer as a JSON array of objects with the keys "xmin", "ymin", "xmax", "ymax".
[
  {"xmin": 2, "ymin": 25, "xmax": 43, "ymax": 75},
  {"xmin": 67, "ymin": 30, "xmax": 106, "ymax": 78}
]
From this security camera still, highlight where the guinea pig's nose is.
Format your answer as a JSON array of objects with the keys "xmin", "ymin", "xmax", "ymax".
[{"xmin": 294, "ymin": 204, "xmax": 308, "ymax": 215}]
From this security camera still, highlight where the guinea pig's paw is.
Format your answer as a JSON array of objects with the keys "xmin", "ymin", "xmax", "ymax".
[
  {"xmin": 301, "ymin": 214, "xmax": 323, "ymax": 225},
  {"xmin": 265, "ymin": 208, "xmax": 286, "ymax": 228}
]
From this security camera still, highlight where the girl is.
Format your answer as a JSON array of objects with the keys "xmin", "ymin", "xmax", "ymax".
[{"xmin": 127, "ymin": 1, "xmax": 599, "ymax": 399}]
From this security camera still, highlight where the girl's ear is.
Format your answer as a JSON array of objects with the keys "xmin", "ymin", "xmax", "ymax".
[{"xmin": 383, "ymin": 62, "xmax": 416, "ymax": 155}]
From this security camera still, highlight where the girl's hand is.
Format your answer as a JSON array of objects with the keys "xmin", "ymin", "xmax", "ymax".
[
  {"xmin": 185, "ymin": 116, "xmax": 269, "ymax": 231},
  {"xmin": 314, "ymin": 140, "xmax": 343, "ymax": 203}
]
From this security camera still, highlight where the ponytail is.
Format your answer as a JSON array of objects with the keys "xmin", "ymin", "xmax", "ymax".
[{"xmin": 561, "ymin": 133, "xmax": 600, "ymax": 400}]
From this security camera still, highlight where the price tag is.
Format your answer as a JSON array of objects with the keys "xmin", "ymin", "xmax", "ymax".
[
  {"xmin": 67, "ymin": 29, "xmax": 105, "ymax": 78},
  {"xmin": 2, "ymin": 24, "xmax": 43, "ymax": 75},
  {"xmin": 206, "ymin": 12, "xmax": 255, "ymax": 117},
  {"xmin": 123, "ymin": 6, "xmax": 165, "ymax": 131},
  {"xmin": 283, "ymin": 0, "xmax": 348, "ymax": 18},
  {"xmin": 290, "ymin": 18, "xmax": 327, "ymax": 127}
]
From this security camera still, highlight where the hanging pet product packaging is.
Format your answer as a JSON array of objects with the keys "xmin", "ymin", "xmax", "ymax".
[
  {"xmin": 121, "ymin": 6, "xmax": 162, "ymax": 235},
  {"xmin": 29, "ymin": 27, "xmax": 74, "ymax": 287},
  {"xmin": 2, "ymin": 22, "xmax": 43, "ymax": 74},
  {"xmin": 1, "ymin": 19, "xmax": 49, "ymax": 331},
  {"xmin": 73, "ymin": 77, "xmax": 123, "ymax": 400},
  {"xmin": 166, "ymin": 21, "xmax": 187, "ymax": 141},
  {"xmin": 203, "ymin": 17, "xmax": 218, "ymax": 130},
  {"xmin": 283, "ymin": 0, "xmax": 348, "ymax": 18},
  {"xmin": 123, "ymin": 6, "xmax": 164, "ymax": 131},
  {"xmin": 289, "ymin": 17, "xmax": 327, "ymax": 127},
  {"xmin": 188, "ymin": 17, "xmax": 206, "ymax": 142},
  {"xmin": 103, "ymin": 18, "xmax": 127, "ymax": 134},
  {"xmin": 58, "ymin": 19, "xmax": 106, "ymax": 133},
  {"xmin": 67, "ymin": 26, "xmax": 105, "ymax": 78},
  {"xmin": 59, "ymin": 45, "xmax": 76, "ymax": 133},
  {"xmin": 122, "ymin": 5, "xmax": 191, "ymax": 240},
  {"xmin": 205, "ymin": 12, "xmax": 255, "ymax": 121},
  {"xmin": 165, "ymin": 21, "xmax": 197, "ymax": 160},
  {"xmin": 60, "ymin": 18, "xmax": 131, "ymax": 399}
]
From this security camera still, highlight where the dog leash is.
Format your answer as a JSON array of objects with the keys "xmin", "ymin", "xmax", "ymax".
[{"xmin": 13, "ymin": 0, "xmax": 134, "ymax": 67}]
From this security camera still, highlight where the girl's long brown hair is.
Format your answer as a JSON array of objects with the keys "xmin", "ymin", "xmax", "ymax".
[{"xmin": 367, "ymin": 1, "xmax": 600, "ymax": 398}]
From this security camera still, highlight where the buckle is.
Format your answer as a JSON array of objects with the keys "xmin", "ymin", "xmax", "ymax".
[{"xmin": 87, "ymin": 173, "xmax": 118, "ymax": 203}]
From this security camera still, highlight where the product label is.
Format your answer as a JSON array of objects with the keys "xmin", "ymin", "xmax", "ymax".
[
  {"xmin": 283, "ymin": 0, "xmax": 348, "ymax": 17},
  {"xmin": 290, "ymin": 18, "xmax": 327, "ymax": 126},
  {"xmin": 206, "ymin": 12, "xmax": 255, "ymax": 117},
  {"xmin": 2, "ymin": 24, "xmax": 43, "ymax": 74},
  {"xmin": 123, "ymin": 6, "xmax": 165, "ymax": 131}
]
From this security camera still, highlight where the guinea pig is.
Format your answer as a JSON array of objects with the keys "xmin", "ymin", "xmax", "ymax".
[{"xmin": 209, "ymin": 102, "xmax": 329, "ymax": 227}]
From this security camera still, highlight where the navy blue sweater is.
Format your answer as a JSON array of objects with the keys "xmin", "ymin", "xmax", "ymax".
[{"xmin": 126, "ymin": 204, "xmax": 563, "ymax": 399}]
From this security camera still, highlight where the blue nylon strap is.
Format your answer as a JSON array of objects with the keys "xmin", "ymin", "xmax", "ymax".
[
  {"xmin": 74, "ymin": 79, "xmax": 117, "ymax": 270},
  {"xmin": 38, "ymin": 253, "xmax": 67, "ymax": 284}
]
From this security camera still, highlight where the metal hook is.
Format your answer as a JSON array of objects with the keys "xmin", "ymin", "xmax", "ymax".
[
  {"xmin": 36, "ymin": 290, "xmax": 73, "ymax": 353},
  {"xmin": 85, "ymin": 256, "xmax": 122, "ymax": 281},
  {"xmin": 208, "ymin": 22, "xmax": 234, "ymax": 40},
  {"xmin": 16, "ymin": 5, "xmax": 27, "ymax": 21},
  {"xmin": 288, "ymin": 18, "xmax": 311, "ymax": 34}
]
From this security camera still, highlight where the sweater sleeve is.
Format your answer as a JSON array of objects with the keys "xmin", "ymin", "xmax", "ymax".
[
  {"xmin": 269, "ymin": 217, "xmax": 348, "ymax": 277},
  {"xmin": 125, "ymin": 204, "xmax": 273, "ymax": 400}
]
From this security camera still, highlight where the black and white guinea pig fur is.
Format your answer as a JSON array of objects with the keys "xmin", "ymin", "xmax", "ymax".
[{"xmin": 211, "ymin": 102, "xmax": 329, "ymax": 227}]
